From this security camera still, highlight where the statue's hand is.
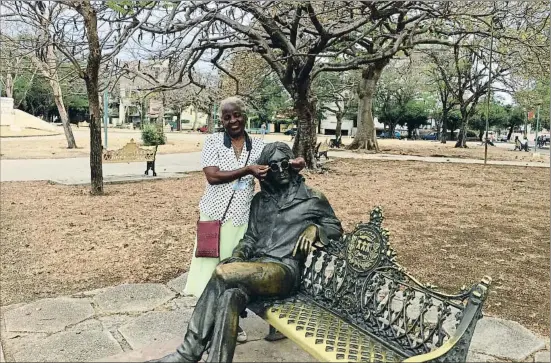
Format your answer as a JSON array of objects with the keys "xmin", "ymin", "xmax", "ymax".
[
  {"xmin": 292, "ymin": 225, "xmax": 319, "ymax": 257},
  {"xmin": 220, "ymin": 256, "xmax": 244, "ymax": 265}
]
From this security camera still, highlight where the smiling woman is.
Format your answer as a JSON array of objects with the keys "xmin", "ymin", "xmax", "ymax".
[{"xmin": 182, "ymin": 96, "xmax": 305, "ymax": 342}]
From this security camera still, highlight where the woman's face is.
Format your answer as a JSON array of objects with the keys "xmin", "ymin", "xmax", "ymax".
[{"xmin": 221, "ymin": 102, "xmax": 246, "ymax": 138}]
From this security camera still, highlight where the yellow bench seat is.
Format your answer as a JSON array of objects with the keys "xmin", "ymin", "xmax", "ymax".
[{"xmin": 264, "ymin": 298, "xmax": 405, "ymax": 363}]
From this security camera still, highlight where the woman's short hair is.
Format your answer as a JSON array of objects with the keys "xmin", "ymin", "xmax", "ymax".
[
  {"xmin": 258, "ymin": 142, "xmax": 295, "ymax": 165},
  {"xmin": 219, "ymin": 96, "xmax": 248, "ymax": 117}
]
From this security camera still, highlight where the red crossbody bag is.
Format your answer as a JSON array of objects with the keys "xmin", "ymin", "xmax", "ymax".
[{"xmin": 195, "ymin": 150, "xmax": 251, "ymax": 258}]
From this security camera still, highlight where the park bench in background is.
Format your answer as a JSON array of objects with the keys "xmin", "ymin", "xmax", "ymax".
[
  {"xmin": 249, "ymin": 207, "xmax": 492, "ymax": 362},
  {"xmin": 102, "ymin": 139, "xmax": 158, "ymax": 176},
  {"xmin": 315, "ymin": 140, "xmax": 330, "ymax": 161}
]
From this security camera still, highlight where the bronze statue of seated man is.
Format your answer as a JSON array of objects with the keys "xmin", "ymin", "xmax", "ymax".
[{"xmin": 150, "ymin": 142, "xmax": 343, "ymax": 363}]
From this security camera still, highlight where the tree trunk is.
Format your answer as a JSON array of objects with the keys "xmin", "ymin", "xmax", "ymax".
[
  {"xmin": 85, "ymin": 76, "xmax": 103, "ymax": 194},
  {"xmin": 441, "ymin": 110, "xmax": 448, "ymax": 143},
  {"xmin": 31, "ymin": 43, "xmax": 77, "ymax": 148},
  {"xmin": 507, "ymin": 125, "xmax": 514, "ymax": 140},
  {"xmin": 51, "ymin": 80, "xmax": 77, "ymax": 148},
  {"xmin": 176, "ymin": 110, "xmax": 182, "ymax": 131},
  {"xmin": 317, "ymin": 113, "xmax": 322, "ymax": 134},
  {"xmin": 5, "ymin": 73, "xmax": 13, "ymax": 98},
  {"xmin": 191, "ymin": 105, "xmax": 198, "ymax": 130},
  {"xmin": 207, "ymin": 111, "xmax": 214, "ymax": 133},
  {"xmin": 292, "ymin": 86, "xmax": 317, "ymax": 169},
  {"xmin": 407, "ymin": 124, "xmax": 414, "ymax": 139},
  {"xmin": 455, "ymin": 110, "xmax": 469, "ymax": 148},
  {"xmin": 157, "ymin": 95, "xmax": 165, "ymax": 128},
  {"xmin": 348, "ymin": 61, "xmax": 387, "ymax": 151},
  {"xmin": 80, "ymin": 0, "xmax": 103, "ymax": 195},
  {"xmin": 389, "ymin": 123, "xmax": 397, "ymax": 139},
  {"xmin": 478, "ymin": 129, "xmax": 484, "ymax": 141},
  {"xmin": 335, "ymin": 113, "xmax": 343, "ymax": 139}
]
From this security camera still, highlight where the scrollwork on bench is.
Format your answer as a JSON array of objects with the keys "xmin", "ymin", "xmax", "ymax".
[
  {"xmin": 102, "ymin": 139, "xmax": 158, "ymax": 176},
  {"xmin": 297, "ymin": 206, "xmax": 491, "ymax": 360}
]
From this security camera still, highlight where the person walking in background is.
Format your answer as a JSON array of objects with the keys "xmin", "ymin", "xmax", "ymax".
[
  {"xmin": 523, "ymin": 135, "xmax": 530, "ymax": 151},
  {"xmin": 183, "ymin": 96, "xmax": 305, "ymax": 343},
  {"xmin": 514, "ymin": 136, "xmax": 522, "ymax": 151},
  {"xmin": 260, "ymin": 122, "xmax": 266, "ymax": 139}
]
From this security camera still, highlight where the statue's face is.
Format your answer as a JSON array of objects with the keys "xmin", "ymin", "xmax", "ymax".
[
  {"xmin": 266, "ymin": 150, "xmax": 291, "ymax": 186},
  {"xmin": 221, "ymin": 102, "xmax": 246, "ymax": 138}
]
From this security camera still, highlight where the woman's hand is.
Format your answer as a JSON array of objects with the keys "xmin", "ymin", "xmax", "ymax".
[
  {"xmin": 290, "ymin": 157, "xmax": 306, "ymax": 171},
  {"xmin": 248, "ymin": 165, "xmax": 269, "ymax": 180}
]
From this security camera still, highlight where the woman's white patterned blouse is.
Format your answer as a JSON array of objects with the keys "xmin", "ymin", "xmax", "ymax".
[{"xmin": 199, "ymin": 132, "xmax": 265, "ymax": 226}]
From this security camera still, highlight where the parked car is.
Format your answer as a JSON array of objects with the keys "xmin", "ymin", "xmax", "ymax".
[
  {"xmin": 422, "ymin": 132, "xmax": 438, "ymax": 141},
  {"xmin": 379, "ymin": 131, "xmax": 401, "ymax": 139},
  {"xmin": 498, "ymin": 134, "xmax": 509, "ymax": 142},
  {"xmin": 284, "ymin": 127, "xmax": 297, "ymax": 136}
]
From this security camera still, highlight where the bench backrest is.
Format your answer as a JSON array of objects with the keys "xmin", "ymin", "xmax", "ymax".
[
  {"xmin": 317, "ymin": 139, "xmax": 329, "ymax": 153},
  {"xmin": 102, "ymin": 139, "xmax": 157, "ymax": 163},
  {"xmin": 299, "ymin": 207, "xmax": 491, "ymax": 358}
]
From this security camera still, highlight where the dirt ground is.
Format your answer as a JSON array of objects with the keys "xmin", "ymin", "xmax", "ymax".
[
  {"xmin": 374, "ymin": 138, "xmax": 550, "ymax": 164},
  {"xmin": 1, "ymin": 127, "xmax": 548, "ymax": 164},
  {"xmin": 0, "ymin": 127, "xmax": 60, "ymax": 137},
  {"xmin": 0, "ymin": 129, "xmax": 205, "ymax": 159},
  {"xmin": 1, "ymin": 158, "xmax": 549, "ymax": 336}
]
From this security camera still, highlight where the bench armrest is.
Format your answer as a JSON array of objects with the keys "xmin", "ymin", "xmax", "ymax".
[{"xmin": 403, "ymin": 279, "xmax": 490, "ymax": 363}]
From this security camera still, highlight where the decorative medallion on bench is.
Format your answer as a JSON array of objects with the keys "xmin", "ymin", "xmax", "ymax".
[
  {"xmin": 102, "ymin": 139, "xmax": 158, "ymax": 176},
  {"xmin": 249, "ymin": 207, "xmax": 492, "ymax": 362}
]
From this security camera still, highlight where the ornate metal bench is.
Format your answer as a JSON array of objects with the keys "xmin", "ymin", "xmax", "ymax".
[
  {"xmin": 249, "ymin": 207, "xmax": 492, "ymax": 362},
  {"xmin": 102, "ymin": 139, "xmax": 158, "ymax": 176}
]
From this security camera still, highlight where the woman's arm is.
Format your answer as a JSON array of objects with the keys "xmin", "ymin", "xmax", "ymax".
[
  {"xmin": 203, "ymin": 165, "xmax": 269, "ymax": 185},
  {"xmin": 201, "ymin": 135, "xmax": 269, "ymax": 185}
]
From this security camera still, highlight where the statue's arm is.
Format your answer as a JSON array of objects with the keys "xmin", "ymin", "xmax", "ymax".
[{"xmin": 314, "ymin": 193, "xmax": 343, "ymax": 246}]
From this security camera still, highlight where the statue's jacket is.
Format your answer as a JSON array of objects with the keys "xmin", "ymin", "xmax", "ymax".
[{"xmin": 232, "ymin": 177, "xmax": 343, "ymax": 288}]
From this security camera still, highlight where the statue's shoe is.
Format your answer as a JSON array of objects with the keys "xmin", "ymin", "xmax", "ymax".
[{"xmin": 146, "ymin": 352, "xmax": 195, "ymax": 363}]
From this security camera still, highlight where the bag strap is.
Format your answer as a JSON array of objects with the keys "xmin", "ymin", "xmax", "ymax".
[{"xmin": 221, "ymin": 149, "xmax": 252, "ymax": 222}]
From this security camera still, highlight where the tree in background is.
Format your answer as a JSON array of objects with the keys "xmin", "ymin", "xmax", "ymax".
[
  {"xmin": 313, "ymin": 71, "xmax": 356, "ymax": 139},
  {"xmin": 2, "ymin": 1, "xmax": 155, "ymax": 194},
  {"xmin": 374, "ymin": 58, "xmax": 430, "ymax": 138},
  {"xmin": 218, "ymin": 51, "xmax": 291, "ymax": 130},
  {"xmin": 424, "ymin": 50, "xmax": 458, "ymax": 143},
  {"xmin": 141, "ymin": 2, "xmax": 465, "ymax": 165},
  {"xmin": 470, "ymin": 101, "xmax": 509, "ymax": 141},
  {"xmin": 0, "ymin": 10, "xmax": 78, "ymax": 149}
]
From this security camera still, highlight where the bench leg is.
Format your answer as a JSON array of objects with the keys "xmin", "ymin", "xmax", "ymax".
[
  {"xmin": 264, "ymin": 325, "xmax": 286, "ymax": 342},
  {"xmin": 145, "ymin": 161, "xmax": 157, "ymax": 176}
]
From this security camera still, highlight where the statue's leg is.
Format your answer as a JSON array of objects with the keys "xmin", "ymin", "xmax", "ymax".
[
  {"xmin": 205, "ymin": 262, "xmax": 295, "ymax": 363},
  {"xmin": 205, "ymin": 288, "xmax": 248, "ymax": 363},
  {"xmin": 148, "ymin": 273, "xmax": 229, "ymax": 363}
]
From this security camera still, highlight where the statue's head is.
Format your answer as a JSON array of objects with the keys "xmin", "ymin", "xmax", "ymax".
[
  {"xmin": 258, "ymin": 142, "xmax": 297, "ymax": 187},
  {"xmin": 219, "ymin": 96, "xmax": 247, "ymax": 138}
]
